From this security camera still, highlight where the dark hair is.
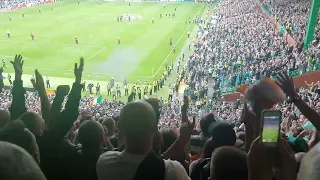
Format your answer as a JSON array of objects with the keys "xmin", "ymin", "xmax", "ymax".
[
  {"xmin": 211, "ymin": 146, "xmax": 248, "ymax": 180},
  {"xmin": 102, "ymin": 118, "xmax": 115, "ymax": 136},
  {"xmin": 211, "ymin": 122, "xmax": 236, "ymax": 147},
  {"xmin": 160, "ymin": 128, "xmax": 178, "ymax": 153},
  {"xmin": 78, "ymin": 120, "xmax": 103, "ymax": 149},
  {"xmin": 0, "ymin": 120, "xmax": 35, "ymax": 157},
  {"xmin": 145, "ymin": 98, "xmax": 161, "ymax": 124},
  {"xmin": 200, "ymin": 113, "xmax": 216, "ymax": 137},
  {"xmin": 202, "ymin": 138, "xmax": 216, "ymax": 158}
]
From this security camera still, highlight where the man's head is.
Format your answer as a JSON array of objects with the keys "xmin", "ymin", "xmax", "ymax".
[
  {"xmin": 145, "ymin": 98, "xmax": 160, "ymax": 123},
  {"xmin": 200, "ymin": 113, "xmax": 216, "ymax": 137},
  {"xmin": 160, "ymin": 128, "xmax": 178, "ymax": 153},
  {"xmin": 0, "ymin": 120, "xmax": 39, "ymax": 163},
  {"xmin": 0, "ymin": 109, "xmax": 10, "ymax": 128},
  {"xmin": 119, "ymin": 100, "xmax": 157, "ymax": 154},
  {"xmin": 211, "ymin": 122, "xmax": 236, "ymax": 148},
  {"xmin": 18, "ymin": 112, "xmax": 45, "ymax": 136},
  {"xmin": 78, "ymin": 120, "xmax": 104, "ymax": 150},
  {"xmin": 102, "ymin": 117, "xmax": 115, "ymax": 137},
  {"xmin": 209, "ymin": 146, "xmax": 248, "ymax": 180},
  {"xmin": 0, "ymin": 142, "xmax": 46, "ymax": 180},
  {"xmin": 152, "ymin": 130, "xmax": 163, "ymax": 155}
]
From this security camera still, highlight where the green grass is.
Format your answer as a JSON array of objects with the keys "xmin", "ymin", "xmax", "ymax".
[
  {"xmin": 262, "ymin": 128, "xmax": 279, "ymax": 142},
  {"xmin": 0, "ymin": 1, "xmax": 207, "ymax": 100},
  {"xmin": 1, "ymin": 1, "xmax": 205, "ymax": 81}
]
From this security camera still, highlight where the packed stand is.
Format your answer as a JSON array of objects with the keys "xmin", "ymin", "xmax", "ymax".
[
  {"xmin": 182, "ymin": 0, "xmax": 320, "ymax": 97},
  {"xmin": 0, "ymin": 54, "xmax": 320, "ymax": 180},
  {"xmin": 0, "ymin": 0, "xmax": 42, "ymax": 9},
  {"xmin": 0, "ymin": 1, "xmax": 320, "ymax": 180},
  {"xmin": 263, "ymin": 0, "xmax": 312, "ymax": 43}
]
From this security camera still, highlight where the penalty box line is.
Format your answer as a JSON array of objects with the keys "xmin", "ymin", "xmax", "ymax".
[
  {"xmin": 69, "ymin": 46, "xmax": 107, "ymax": 71},
  {"xmin": 152, "ymin": 4, "xmax": 205, "ymax": 78}
]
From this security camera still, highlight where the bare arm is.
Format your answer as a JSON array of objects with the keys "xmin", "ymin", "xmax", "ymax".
[
  {"xmin": 31, "ymin": 70, "xmax": 51, "ymax": 128},
  {"xmin": 9, "ymin": 55, "xmax": 27, "ymax": 120},
  {"xmin": 276, "ymin": 72, "xmax": 320, "ymax": 131}
]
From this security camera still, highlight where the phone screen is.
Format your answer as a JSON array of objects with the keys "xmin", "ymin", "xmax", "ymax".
[{"xmin": 262, "ymin": 111, "xmax": 281, "ymax": 144}]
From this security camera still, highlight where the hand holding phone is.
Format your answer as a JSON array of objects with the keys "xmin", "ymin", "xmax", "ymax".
[{"xmin": 261, "ymin": 110, "xmax": 282, "ymax": 147}]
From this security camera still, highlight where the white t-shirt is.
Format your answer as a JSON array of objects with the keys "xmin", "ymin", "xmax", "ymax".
[{"xmin": 96, "ymin": 151, "xmax": 190, "ymax": 180}]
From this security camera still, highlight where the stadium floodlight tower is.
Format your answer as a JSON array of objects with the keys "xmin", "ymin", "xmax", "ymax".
[{"xmin": 304, "ymin": 0, "xmax": 320, "ymax": 49}]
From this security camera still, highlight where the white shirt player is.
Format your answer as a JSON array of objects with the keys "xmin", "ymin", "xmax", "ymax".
[{"xmin": 7, "ymin": 30, "xmax": 10, "ymax": 35}]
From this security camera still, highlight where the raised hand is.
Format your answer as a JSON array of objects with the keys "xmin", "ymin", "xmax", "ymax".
[
  {"xmin": 10, "ymin": 54, "xmax": 24, "ymax": 80},
  {"xmin": 56, "ymin": 85, "xmax": 70, "ymax": 97},
  {"xmin": 179, "ymin": 116, "xmax": 195, "ymax": 140},
  {"xmin": 31, "ymin": 69, "xmax": 45, "ymax": 93},
  {"xmin": 276, "ymin": 72, "xmax": 296, "ymax": 99},
  {"xmin": 241, "ymin": 103, "xmax": 256, "ymax": 125},
  {"xmin": 181, "ymin": 96, "xmax": 189, "ymax": 123},
  {"xmin": 74, "ymin": 57, "xmax": 84, "ymax": 84},
  {"xmin": 247, "ymin": 136, "xmax": 273, "ymax": 180}
]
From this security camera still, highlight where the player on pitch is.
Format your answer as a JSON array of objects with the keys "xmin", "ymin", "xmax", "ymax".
[
  {"xmin": 75, "ymin": 36, "xmax": 79, "ymax": 44},
  {"xmin": 118, "ymin": 37, "xmax": 121, "ymax": 44},
  {"xmin": 31, "ymin": 32, "xmax": 35, "ymax": 40}
]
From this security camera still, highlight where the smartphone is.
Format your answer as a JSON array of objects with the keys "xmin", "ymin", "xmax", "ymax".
[{"xmin": 261, "ymin": 110, "xmax": 282, "ymax": 147}]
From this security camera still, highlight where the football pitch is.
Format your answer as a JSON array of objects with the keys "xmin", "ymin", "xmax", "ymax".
[
  {"xmin": 0, "ymin": 1, "xmax": 207, "ymax": 96},
  {"xmin": 262, "ymin": 128, "xmax": 279, "ymax": 142}
]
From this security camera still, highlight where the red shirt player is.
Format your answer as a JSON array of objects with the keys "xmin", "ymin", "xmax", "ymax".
[
  {"xmin": 118, "ymin": 37, "xmax": 120, "ymax": 44},
  {"xmin": 22, "ymin": 12, "xmax": 24, "ymax": 17},
  {"xmin": 75, "ymin": 36, "xmax": 78, "ymax": 44},
  {"xmin": 31, "ymin": 33, "xmax": 34, "ymax": 40},
  {"xmin": 170, "ymin": 37, "xmax": 173, "ymax": 46}
]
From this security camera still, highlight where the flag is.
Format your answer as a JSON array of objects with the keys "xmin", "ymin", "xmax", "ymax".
[{"xmin": 90, "ymin": 95, "xmax": 103, "ymax": 106}]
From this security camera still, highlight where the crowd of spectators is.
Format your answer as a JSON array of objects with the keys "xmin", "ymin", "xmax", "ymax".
[
  {"xmin": 182, "ymin": 0, "xmax": 320, "ymax": 97},
  {"xmin": 263, "ymin": 0, "xmax": 316, "ymax": 43},
  {"xmin": 0, "ymin": 0, "xmax": 320, "ymax": 180},
  {"xmin": 0, "ymin": 0, "xmax": 42, "ymax": 9},
  {"xmin": 0, "ymin": 53, "xmax": 319, "ymax": 180}
]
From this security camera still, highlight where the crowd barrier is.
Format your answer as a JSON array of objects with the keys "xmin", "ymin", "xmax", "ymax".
[{"xmin": 222, "ymin": 70, "xmax": 320, "ymax": 102}]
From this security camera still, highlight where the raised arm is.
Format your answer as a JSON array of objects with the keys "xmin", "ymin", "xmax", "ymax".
[
  {"xmin": 31, "ymin": 70, "xmax": 51, "ymax": 128},
  {"xmin": 304, "ymin": 80, "xmax": 312, "ymax": 87},
  {"xmin": 163, "ymin": 96, "xmax": 195, "ymax": 163},
  {"xmin": 50, "ymin": 58, "xmax": 84, "ymax": 139},
  {"xmin": 241, "ymin": 103, "xmax": 256, "ymax": 153},
  {"xmin": 9, "ymin": 55, "xmax": 27, "ymax": 120},
  {"xmin": 49, "ymin": 85, "xmax": 70, "ymax": 129},
  {"xmin": 276, "ymin": 72, "xmax": 320, "ymax": 131}
]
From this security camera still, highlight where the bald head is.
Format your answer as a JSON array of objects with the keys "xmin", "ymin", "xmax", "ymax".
[
  {"xmin": 0, "ymin": 142, "xmax": 46, "ymax": 180},
  {"xmin": 119, "ymin": 100, "xmax": 157, "ymax": 152},
  {"xmin": 18, "ymin": 112, "xmax": 45, "ymax": 136},
  {"xmin": 0, "ymin": 109, "xmax": 10, "ymax": 128},
  {"xmin": 120, "ymin": 100, "xmax": 156, "ymax": 135}
]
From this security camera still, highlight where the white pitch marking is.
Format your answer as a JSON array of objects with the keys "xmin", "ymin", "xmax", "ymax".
[{"xmin": 152, "ymin": 4, "xmax": 205, "ymax": 78}]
